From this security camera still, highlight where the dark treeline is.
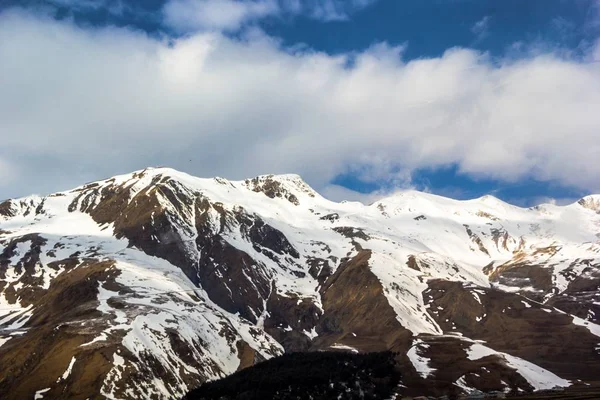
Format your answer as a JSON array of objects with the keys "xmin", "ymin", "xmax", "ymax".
[{"xmin": 182, "ymin": 351, "xmax": 401, "ymax": 400}]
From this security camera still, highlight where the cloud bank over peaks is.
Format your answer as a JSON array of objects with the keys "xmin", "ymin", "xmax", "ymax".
[{"xmin": 0, "ymin": 10, "xmax": 600, "ymax": 202}]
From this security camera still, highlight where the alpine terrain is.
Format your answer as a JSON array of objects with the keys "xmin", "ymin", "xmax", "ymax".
[{"xmin": 1, "ymin": 167, "xmax": 599, "ymax": 399}]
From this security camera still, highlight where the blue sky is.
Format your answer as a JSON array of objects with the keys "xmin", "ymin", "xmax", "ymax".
[
  {"xmin": 270, "ymin": 1, "xmax": 595, "ymax": 58},
  {"xmin": 0, "ymin": 0, "xmax": 599, "ymax": 206}
]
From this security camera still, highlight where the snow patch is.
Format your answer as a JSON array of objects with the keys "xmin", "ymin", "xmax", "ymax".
[
  {"xmin": 58, "ymin": 357, "xmax": 76, "ymax": 382},
  {"xmin": 329, "ymin": 343, "xmax": 359, "ymax": 353},
  {"xmin": 34, "ymin": 388, "xmax": 51, "ymax": 399},
  {"xmin": 407, "ymin": 340, "xmax": 436, "ymax": 379},
  {"xmin": 303, "ymin": 327, "xmax": 318, "ymax": 340},
  {"xmin": 467, "ymin": 343, "xmax": 570, "ymax": 390},
  {"xmin": 572, "ymin": 315, "xmax": 600, "ymax": 338}
]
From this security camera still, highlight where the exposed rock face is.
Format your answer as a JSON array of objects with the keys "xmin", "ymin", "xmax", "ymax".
[
  {"xmin": 1, "ymin": 167, "xmax": 600, "ymax": 399},
  {"xmin": 578, "ymin": 195, "xmax": 600, "ymax": 214},
  {"xmin": 423, "ymin": 280, "xmax": 600, "ymax": 382},
  {"xmin": 314, "ymin": 251, "xmax": 412, "ymax": 353},
  {"xmin": 0, "ymin": 260, "xmax": 119, "ymax": 399},
  {"xmin": 243, "ymin": 174, "xmax": 316, "ymax": 206}
]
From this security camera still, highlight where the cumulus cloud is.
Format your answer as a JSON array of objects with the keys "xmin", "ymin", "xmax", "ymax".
[{"xmin": 1, "ymin": 10, "xmax": 600, "ymax": 200}]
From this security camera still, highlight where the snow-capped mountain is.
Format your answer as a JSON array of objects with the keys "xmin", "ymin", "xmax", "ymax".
[{"xmin": 1, "ymin": 167, "xmax": 599, "ymax": 399}]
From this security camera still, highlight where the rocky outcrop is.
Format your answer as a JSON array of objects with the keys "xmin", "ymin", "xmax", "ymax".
[
  {"xmin": 0, "ymin": 260, "xmax": 119, "ymax": 400},
  {"xmin": 578, "ymin": 195, "xmax": 600, "ymax": 214},
  {"xmin": 424, "ymin": 280, "xmax": 600, "ymax": 382},
  {"xmin": 244, "ymin": 174, "xmax": 316, "ymax": 205},
  {"xmin": 314, "ymin": 251, "xmax": 412, "ymax": 353}
]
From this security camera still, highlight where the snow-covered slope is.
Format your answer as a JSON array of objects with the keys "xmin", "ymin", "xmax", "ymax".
[{"xmin": 1, "ymin": 167, "xmax": 599, "ymax": 399}]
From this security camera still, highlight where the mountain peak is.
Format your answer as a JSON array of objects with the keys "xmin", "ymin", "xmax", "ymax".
[
  {"xmin": 243, "ymin": 173, "xmax": 317, "ymax": 205},
  {"xmin": 577, "ymin": 195, "xmax": 600, "ymax": 213},
  {"xmin": 477, "ymin": 194, "xmax": 501, "ymax": 203},
  {"xmin": 248, "ymin": 173, "xmax": 311, "ymax": 187}
]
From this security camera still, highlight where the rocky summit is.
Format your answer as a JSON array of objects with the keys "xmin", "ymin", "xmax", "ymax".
[{"xmin": 0, "ymin": 167, "xmax": 599, "ymax": 399}]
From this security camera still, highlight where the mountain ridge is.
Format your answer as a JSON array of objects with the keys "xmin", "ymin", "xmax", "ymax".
[
  {"xmin": 3, "ymin": 166, "xmax": 598, "ymax": 210},
  {"xmin": 1, "ymin": 167, "xmax": 599, "ymax": 399}
]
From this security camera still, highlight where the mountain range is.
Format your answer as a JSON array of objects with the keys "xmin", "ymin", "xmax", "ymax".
[{"xmin": 1, "ymin": 167, "xmax": 599, "ymax": 399}]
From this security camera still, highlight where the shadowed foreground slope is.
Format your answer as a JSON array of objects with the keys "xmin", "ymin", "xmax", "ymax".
[{"xmin": 182, "ymin": 351, "xmax": 401, "ymax": 400}]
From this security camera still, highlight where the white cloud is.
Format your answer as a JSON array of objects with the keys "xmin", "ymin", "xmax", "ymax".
[
  {"xmin": 163, "ymin": 0, "xmax": 378, "ymax": 31},
  {"xmin": 299, "ymin": 0, "xmax": 374, "ymax": 21},
  {"xmin": 585, "ymin": 0, "xmax": 600, "ymax": 31},
  {"xmin": 320, "ymin": 182, "xmax": 415, "ymax": 205},
  {"xmin": 34, "ymin": 0, "xmax": 154, "ymax": 21},
  {"xmin": 1, "ymin": 11, "xmax": 600, "ymax": 199},
  {"xmin": 527, "ymin": 196, "xmax": 580, "ymax": 207},
  {"xmin": 164, "ymin": 0, "xmax": 280, "ymax": 32},
  {"xmin": 551, "ymin": 16, "xmax": 576, "ymax": 40},
  {"xmin": 50, "ymin": 0, "xmax": 127, "ymax": 14},
  {"xmin": 471, "ymin": 15, "xmax": 490, "ymax": 41},
  {"xmin": 0, "ymin": 158, "xmax": 18, "ymax": 192},
  {"xmin": 319, "ymin": 184, "xmax": 383, "ymax": 204}
]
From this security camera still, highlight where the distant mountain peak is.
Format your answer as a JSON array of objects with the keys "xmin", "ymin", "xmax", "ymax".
[
  {"xmin": 243, "ymin": 173, "xmax": 317, "ymax": 205},
  {"xmin": 578, "ymin": 195, "xmax": 600, "ymax": 213}
]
